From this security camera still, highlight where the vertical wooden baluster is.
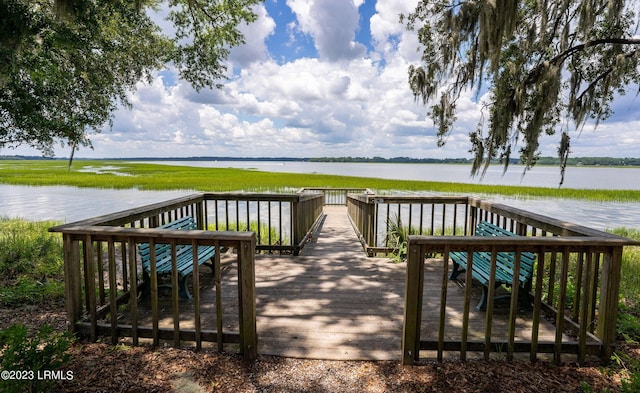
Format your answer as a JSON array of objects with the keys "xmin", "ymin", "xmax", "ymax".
[
  {"xmin": 128, "ymin": 237, "xmax": 138, "ymax": 345},
  {"xmin": 554, "ymin": 247, "xmax": 570, "ymax": 365},
  {"xmin": 108, "ymin": 240, "xmax": 118, "ymax": 345},
  {"xmin": 578, "ymin": 249, "xmax": 594, "ymax": 364},
  {"xmin": 84, "ymin": 235, "xmax": 97, "ymax": 342},
  {"xmin": 460, "ymin": 247, "xmax": 474, "ymax": 361},
  {"xmin": 484, "ymin": 246, "xmax": 498, "ymax": 360},
  {"xmin": 507, "ymin": 247, "xmax": 522, "ymax": 361},
  {"xmin": 573, "ymin": 252, "xmax": 585, "ymax": 322},
  {"xmin": 215, "ymin": 240, "xmax": 223, "ymax": 352},
  {"xmin": 149, "ymin": 239, "xmax": 159, "ymax": 347},
  {"xmin": 531, "ymin": 249, "xmax": 545, "ymax": 362},
  {"xmin": 437, "ymin": 245, "xmax": 450, "ymax": 361},
  {"xmin": 171, "ymin": 240, "xmax": 180, "ymax": 347},
  {"xmin": 192, "ymin": 239, "xmax": 201, "ymax": 350},
  {"xmin": 96, "ymin": 242, "xmax": 105, "ymax": 305}
]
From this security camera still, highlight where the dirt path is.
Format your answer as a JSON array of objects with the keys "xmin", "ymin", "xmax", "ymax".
[{"xmin": 1, "ymin": 303, "xmax": 633, "ymax": 393}]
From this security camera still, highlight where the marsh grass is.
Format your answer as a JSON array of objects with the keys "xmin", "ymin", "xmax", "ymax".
[
  {"xmin": 208, "ymin": 221, "xmax": 288, "ymax": 247},
  {"xmin": 2, "ymin": 160, "xmax": 640, "ymax": 201}
]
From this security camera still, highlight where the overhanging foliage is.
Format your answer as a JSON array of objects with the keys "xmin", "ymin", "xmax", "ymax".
[{"xmin": 403, "ymin": 0, "xmax": 640, "ymax": 184}]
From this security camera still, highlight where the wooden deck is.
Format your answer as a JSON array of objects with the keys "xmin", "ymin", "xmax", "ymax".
[{"xmin": 129, "ymin": 206, "xmax": 562, "ymax": 360}]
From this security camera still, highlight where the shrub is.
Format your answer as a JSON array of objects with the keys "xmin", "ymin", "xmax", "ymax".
[{"xmin": 0, "ymin": 323, "xmax": 73, "ymax": 393}]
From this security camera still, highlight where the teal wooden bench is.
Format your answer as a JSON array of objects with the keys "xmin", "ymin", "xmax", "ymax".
[
  {"xmin": 449, "ymin": 221, "xmax": 535, "ymax": 311},
  {"xmin": 138, "ymin": 216, "xmax": 215, "ymax": 300}
]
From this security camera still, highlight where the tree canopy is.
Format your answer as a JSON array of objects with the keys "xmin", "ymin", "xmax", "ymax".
[
  {"xmin": 403, "ymin": 0, "xmax": 640, "ymax": 184},
  {"xmin": 0, "ymin": 0, "xmax": 259, "ymax": 158}
]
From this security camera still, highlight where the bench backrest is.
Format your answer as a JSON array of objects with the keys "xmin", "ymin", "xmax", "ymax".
[
  {"xmin": 138, "ymin": 216, "xmax": 197, "ymax": 264},
  {"xmin": 475, "ymin": 221, "xmax": 536, "ymax": 278}
]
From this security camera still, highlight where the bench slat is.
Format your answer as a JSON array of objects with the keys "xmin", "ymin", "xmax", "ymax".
[
  {"xmin": 137, "ymin": 216, "xmax": 215, "ymax": 300},
  {"xmin": 449, "ymin": 221, "xmax": 536, "ymax": 310}
]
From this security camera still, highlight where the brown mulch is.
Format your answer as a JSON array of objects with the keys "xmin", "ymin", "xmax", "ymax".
[{"xmin": 0, "ymin": 304, "xmax": 634, "ymax": 393}]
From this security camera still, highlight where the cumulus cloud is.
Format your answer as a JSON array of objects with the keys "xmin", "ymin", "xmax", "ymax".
[
  {"xmin": 287, "ymin": 0, "xmax": 365, "ymax": 61},
  {"xmin": 10, "ymin": 0, "xmax": 637, "ymax": 161},
  {"xmin": 229, "ymin": 4, "xmax": 276, "ymax": 67}
]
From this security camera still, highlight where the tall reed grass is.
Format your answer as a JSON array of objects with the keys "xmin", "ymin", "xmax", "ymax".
[{"xmin": 2, "ymin": 160, "xmax": 640, "ymax": 202}]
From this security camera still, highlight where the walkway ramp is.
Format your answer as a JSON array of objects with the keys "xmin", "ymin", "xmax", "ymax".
[{"xmin": 254, "ymin": 206, "xmax": 405, "ymax": 360}]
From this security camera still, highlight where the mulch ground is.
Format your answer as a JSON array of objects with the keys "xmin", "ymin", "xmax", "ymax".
[{"xmin": 1, "ymin": 304, "xmax": 636, "ymax": 393}]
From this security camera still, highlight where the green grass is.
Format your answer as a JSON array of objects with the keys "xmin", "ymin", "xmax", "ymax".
[
  {"xmin": 610, "ymin": 228, "xmax": 640, "ymax": 305},
  {"xmin": 0, "ymin": 218, "xmax": 65, "ymax": 307},
  {"xmin": 209, "ymin": 221, "xmax": 288, "ymax": 247},
  {"xmin": 2, "ymin": 160, "xmax": 640, "ymax": 201}
]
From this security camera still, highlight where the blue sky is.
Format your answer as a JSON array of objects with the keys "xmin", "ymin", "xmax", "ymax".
[{"xmin": 9, "ymin": 0, "xmax": 640, "ymax": 160}]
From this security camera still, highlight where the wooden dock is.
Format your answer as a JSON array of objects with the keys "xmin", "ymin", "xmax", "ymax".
[{"xmin": 131, "ymin": 206, "xmax": 561, "ymax": 361}]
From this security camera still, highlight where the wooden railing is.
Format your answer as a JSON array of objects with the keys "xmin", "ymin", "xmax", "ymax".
[
  {"xmin": 49, "ymin": 191, "xmax": 324, "ymax": 359},
  {"xmin": 347, "ymin": 194, "xmax": 469, "ymax": 255},
  {"xmin": 51, "ymin": 225, "xmax": 258, "ymax": 360},
  {"xmin": 300, "ymin": 188, "xmax": 371, "ymax": 206},
  {"xmin": 49, "ymin": 189, "xmax": 636, "ymax": 364},
  {"xmin": 60, "ymin": 192, "xmax": 324, "ymax": 255},
  {"xmin": 389, "ymin": 196, "xmax": 638, "ymax": 364},
  {"xmin": 205, "ymin": 192, "xmax": 324, "ymax": 255},
  {"xmin": 402, "ymin": 236, "xmax": 630, "ymax": 365}
]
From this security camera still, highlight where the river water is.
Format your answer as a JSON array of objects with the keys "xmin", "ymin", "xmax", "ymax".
[
  {"xmin": 137, "ymin": 160, "xmax": 640, "ymax": 190},
  {"xmin": 1, "ymin": 161, "xmax": 639, "ymax": 229}
]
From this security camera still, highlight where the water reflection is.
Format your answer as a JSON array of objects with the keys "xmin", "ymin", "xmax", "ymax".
[
  {"xmin": 490, "ymin": 195, "xmax": 640, "ymax": 230},
  {"xmin": 0, "ymin": 184, "xmax": 188, "ymax": 223}
]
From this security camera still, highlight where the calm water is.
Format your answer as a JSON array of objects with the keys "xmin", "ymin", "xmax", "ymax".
[
  {"xmin": 1, "ymin": 161, "xmax": 639, "ymax": 229},
  {"xmin": 137, "ymin": 160, "xmax": 640, "ymax": 190},
  {"xmin": 0, "ymin": 185, "xmax": 187, "ymax": 223}
]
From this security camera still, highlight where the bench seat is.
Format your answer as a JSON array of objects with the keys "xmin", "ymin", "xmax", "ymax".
[
  {"xmin": 138, "ymin": 216, "xmax": 215, "ymax": 300},
  {"xmin": 449, "ymin": 221, "xmax": 535, "ymax": 311}
]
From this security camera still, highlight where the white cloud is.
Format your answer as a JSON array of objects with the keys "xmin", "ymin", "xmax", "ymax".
[
  {"xmin": 7, "ymin": 0, "xmax": 639, "ymax": 161},
  {"xmin": 287, "ymin": 0, "xmax": 365, "ymax": 61},
  {"xmin": 229, "ymin": 4, "xmax": 276, "ymax": 67}
]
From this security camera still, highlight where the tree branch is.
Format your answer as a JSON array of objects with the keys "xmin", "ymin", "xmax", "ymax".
[
  {"xmin": 575, "ymin": 47, "xmax": 640, "ymax": 107},
  {"xmin": 526, "ymin": 37, "xmax": 640, "ymax": 85}
]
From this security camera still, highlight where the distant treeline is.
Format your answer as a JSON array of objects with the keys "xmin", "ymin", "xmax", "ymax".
[
  {"xmin": 308, "ymin": 156, "xmax": 472, "ymax": 164},
  {"xmin": 3, "ymin": 155, "xmax": 640, "ymax": 166},
  {"xmin": 309, "ymin": 156, "xmax": 640, "ymax": 166}
]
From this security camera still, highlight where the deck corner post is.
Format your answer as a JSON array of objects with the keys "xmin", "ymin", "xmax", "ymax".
[
  {"xmin": 468, "ymin": 204, "xmax": 478, "ymax": 235},
  {"xmin": 291, "ymin": 200, "xmax": 302, "ymax": 250},
  {"xmin": 365, "ymin": 198, "xmax": 376, "ymax": 249},
  {"xmin": 238, "ymin": 235, "xmax": 258, "ymax": 361},
  {"xmin": 597, "ymin": 246, "xmax": 623, "ymax": 361},
  {"xmin": 195, "ymin": 200, "xmax": 206, "ymax": 230},
  {"xmin": 402, "ymin": 240, "xmax": 424, "ymax": 365},
  {"xmin": 63, "ymin": 234, "xmax": 82, "ymax": 335}
]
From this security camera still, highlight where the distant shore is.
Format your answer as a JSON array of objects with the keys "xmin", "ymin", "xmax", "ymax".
[{"xmin": 2, "ymin": 155, "xmax": 640, "ymax": 167}]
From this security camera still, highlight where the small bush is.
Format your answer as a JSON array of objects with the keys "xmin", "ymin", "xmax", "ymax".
[{"xmin": 0, "ymin": 323, "xmax": 73, "ymax": 393}]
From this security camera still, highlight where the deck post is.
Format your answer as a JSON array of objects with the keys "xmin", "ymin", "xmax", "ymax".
[
  {"xmin": 597, "ymin": 246, "xmax": 623, "ymax": 360},
  {"xmin": 468, "ymin": 204, "xmax": 478, "ymax": 235},
  {"xmin": 291, "ymin": 200, "xmax": 301, "ymax": 255},
  {"xmin": 365, "ymin": 198, "xmax": 376, "ymax": 252},
  {"xmin": 63, "ymin": 234, "xmax": 82, "ymax": 334},
  {"xmin": 238, "ymin": 234, "xmax": 258, "ymax": 361},
  {"xmin": 402, "ymin": 240, "xmax": 425, "ymax": 365},
  {"xmin": 195, "ymin": 199, "xmax": 205, "ymax": 230}
]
